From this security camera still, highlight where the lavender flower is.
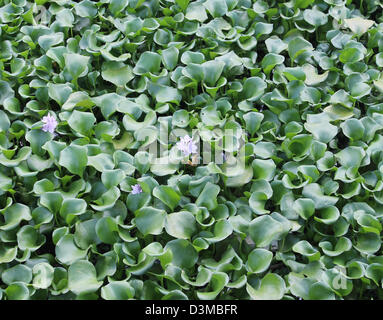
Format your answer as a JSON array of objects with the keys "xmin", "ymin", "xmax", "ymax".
[
  {"xmin": 42, "ymin": 114, "xmax": 58, "ymax": 133},
  {"xmin": 131, "ymin": 184, "xmax": 142, "ymax": 194},
  {"xmin": 176, "ymin": 135, "xmax": 197, "ymax": 156}
]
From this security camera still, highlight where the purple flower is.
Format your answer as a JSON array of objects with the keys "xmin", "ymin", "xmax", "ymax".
[
  {"xmin": 176, "ymin": 135, "xmax": 197, "ymax": 156},
  {"xmin": 131, "ymin": 184, "xmax": 142, "ymax": 194},
  {"xmin": 42, "ymin": 114, "xmax": 58, "ymax": 133}
]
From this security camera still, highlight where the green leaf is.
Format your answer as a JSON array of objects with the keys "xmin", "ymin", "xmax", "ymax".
[
  {"xmin": 101, "ymin": 169, "xmax": 125, "ymax": 189},
  {"xmin": 302, "ymin": 183, "xmax": 338, "ymax": 209},
  {"xmin": 205, "ymin": 219, "xmax": 233, "ymax": 244},
  {"xmin": 56, "ymin": 234, "xmax": 88, "ymax": 265},
  {"xmin": 74, "ymin": 219, "xmax": 100, "ymax": 249},
  {"xmin": 126, "ymin": 192, "xmax": 151, "ymax": 213},
  {"xmin": 101, "ymin": 281, "xmax": 135, "ymax": 300},
  {"xmin": 32, "ymin": 207, "xmax": 53, "ymax": 227},
  {"xmin": 68, "ymin": 110, "xmax": 96, "ymax": 137},
  {"xmin": 249, "ymin": 215, "xmax": 284, "ymax": 247},
  {"xmin": 292, "ymin": 240, "xmax": 320, "ymax": 261},
  {"xmin": 165, "ymin": 211, "xmax": 197, "ymax": 239},
  {"xmin": 172, "ymin": 110, "xmax": 190, "ymax": 128},
  {"xmin": 0, "ymin": 80, "xmax": 15, "ymax": 105},
  {"xmin": 59, "ymin": 145, "xmax": 88, "ymax": 177},
  {"xmin": 91, "ymin": 186, "xmax": 120, "ymax": 211},
  {"xmin": 95, "ymin": 217, "xmax": 119, "ymax": 244},
  {"xmin": 288, "ymin": 37, "xmax": 313, "ymax": 62},
  {"xmin": 308, "ymin": 282, "xmax": 335, "ymax": 300},
  {"xmin": 165, "ymin": 239, "xmax": 198, "ymax": 268},
  {"xmin": 60, "ymin": 198, "xmax": 87, "ymax": 222},
  {"xmin": 314, "ymin": 206, "xmax": 340, "ymax": 225},
  {"xmin": 319, "ymin": 237, "xmax": 352, "ymax": 257},
  {"xmin": 303, "ymin": 7, "xmax": 328, "ymax": 27},
  {"xmin": 196, "ymin": 182, "xmax": 220, "ymax": 210},
  {"xmin": 5, "ymin": 283, "xmax": 30, "ymax": 300},
  {"xmin": 0, "ymin": 244, "xmax": 17, "ymax": 264},
  {"xmin": 196, "ymin": 272, "xmax": 229, "ymax": 300},
  {"xmin": 185, "ymin": 2, "xmax": 208, "ymax": 22},
  {"xmin": 148, "ymin": 82, "xmax": 182, "ymax": 104},
  {"xmin": 88, "ymin": 153, "xmax": 115, "ymax": 172},
  {"xmin": 202, "ymin": 60, "xmax": 225, "ymax": 87},
  {"xmin": 17, "ymin": 225, "xmax": 46, "ymax": 251},
  {"xmin": 261, "ymin": 53, "xmax": 285, "ymax": 75},
  {"xmin": 102, "ymin": 61, "xmax": 134, "ymax": 87},
  {"xmin": 335, "ymin": 146, "xmax": 365, "ymax": 168},
  {"xmin": 246, "ymin": 273, "xmax": 286, "ymax": 300},
  {"xmin": 161, "ymin": 46, "xmax": 179, "ymax": 71},
  {"xmin": 341, "ymin": 118, "xmax": 365, "ymax": 141},
  {"xmin": 109, "ymin": 0, "xmax": 129, "ymax": 15},
  {"xmin": 47, "ymin": 83, "xmax": 73, "ymax": 106},
  {"xmin": 1, "ymin": 203, "xmax": 32, "ymax": 231},
  {"xmin": 366, "ymin": 264, "xmax": 383, "ymax": 286},
  {"xmin": 265, "ymin": 36, "xmax": 287, "ymax": 54},
  {"xmin": 247, "ymin": 249, "xmax": 273, "ymax": 273},
  {"xmin": 68, "ymin": 260, "xmax": 102, "ymax": 295},
  {"xmin": 344, "ymin": 17, "xmax": 374, "ymax": 35},
  {"xmin": 304, "ymin": 119, "xmax": 337, "ymax": 144},
  {"xmin": 75, "ymin": 0, "xmax": 98, "ymax": 18},
  {"xmin": 293, "ymin": 198, "xmax": 315, "ymax": 220},
  {"xmin": 2, "ymin": 264, "xmax": 32, "ymax": 285},
  {"xmin": 135, "ymin": 207, "xmax": 166, "ymax": 236},
  {"xmin": 40, "ymin": 192, "xmax": 63, "ymax": 215},
  {"xmin": 32, "ymin": 263, "xmax": 54, "ymax": 289},
  {"xmin": 153, "ymin": 186, "xmax": 180, "ymax": 211},
  {"xmin": 339, "ymin": 47, "xmax": 364, "ymax": 64},
  {"xmin": 241, "ymin": 77, "xmax": 267, "ymax": 101},
  {"xmin": 252, "ymin": 159, "xmax": 276, "ymax": 181},
  {"xmin": 26, "ymin": 130, "xmax": 52, "ymax": 156},
  {"xmin": 243, "ymin": 112, "xmax": 264, "ymax": 136},
  {"xmin": 0, "ymin": 147, "xmax": 32, "ymax": 167},
  {"xmin": 176, "ymin": 0, "xmax": 190, "ymax": 11},
  {"xmin": 133, "ymin": 52, "xmax": 161, "ymax": 75},
  {"xmin": 203, "ymin": 0, "xmax": 227, "ymax": 18},
  {"xmin": 354, "ymin": 232, "xmax": 381, "ymax": 254},
  {"xmin": 56, "ymin": 8, "xmax": 74, "ymax": 27},
  {"xmin": 64, "ymin": 53, "xmax": 90, "ymax": 81},
  {"xmin": 38, "ymin": 33, "xmax": 64, "ymax": 51}
]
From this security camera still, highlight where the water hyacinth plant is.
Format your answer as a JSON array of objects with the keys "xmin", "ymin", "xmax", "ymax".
[
  {"xmin": 131, "ymin": 183, "xmax": 143, "ymax": 194},
  {"xmin": 41, "ymin": 114, "xmax": 58, "ymax": 134},
  {"xmin": 176, "ymin": 135, "xmax": 198, "ymax": 156},
  {"xmin": 1, "ymin": 0, "xmax": 383, "ymax": 302}
]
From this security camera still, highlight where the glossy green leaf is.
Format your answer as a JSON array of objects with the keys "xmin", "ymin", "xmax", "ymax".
[
  {"xmin": 165, "ymin": 239, "xmax": 198, "ymax": 269},
  {"xmin": 246, "ymin": 273, "xmax": 286, "ymax": 300},
  {"xmin": 135, "ymin": 207, "xmax": 166, "ymax": 236},
  {"xmin": 68, "ymin": 260, "xmax": 102, "ymax": 294},
  {"xmin": 247, "ymin": 249, "xmax": 273, "ymax": 273},
  {"xmin": 59, "ymin": 145, "xmax": 88, "ymax": 177}
]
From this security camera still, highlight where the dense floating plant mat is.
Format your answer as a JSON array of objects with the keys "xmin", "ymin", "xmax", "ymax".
[{"xmin": 2, "ymin": 0, "xmax": 383, "ymax": 301}]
